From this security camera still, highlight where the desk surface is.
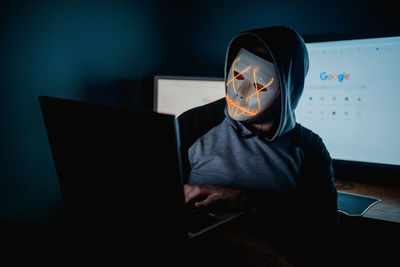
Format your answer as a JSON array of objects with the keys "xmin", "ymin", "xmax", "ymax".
[{"xmin": 335, "ymin": 179, "xmax": 400, "ymax": 223}]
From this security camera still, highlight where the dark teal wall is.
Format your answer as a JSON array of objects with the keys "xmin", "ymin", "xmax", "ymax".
[
  {"xmin": 185, "ymin": 0, "xmax": 399, "ymax": 77},
  {"xmin": 0, "ymin": 0, "xmax": 397, "ymax": 222},
  {"xmin": 0, "ymin": 0, "xmax": 190, "ymax": 222}
]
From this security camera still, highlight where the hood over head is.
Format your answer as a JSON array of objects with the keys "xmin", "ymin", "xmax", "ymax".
[{"xmin": 224, "ymin": 26, "xmax": 309, "ymax": 141}]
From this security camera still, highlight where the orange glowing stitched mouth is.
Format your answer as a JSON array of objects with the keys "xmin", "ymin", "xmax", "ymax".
[{"xmin": 226, "ymin": 94, "xmax": 259, "ymax": 118}]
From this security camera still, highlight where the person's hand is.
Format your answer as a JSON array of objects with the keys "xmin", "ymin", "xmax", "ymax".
[{"xmin": 184, "ymin": 184, "xmax": 244, "ymax": 211}]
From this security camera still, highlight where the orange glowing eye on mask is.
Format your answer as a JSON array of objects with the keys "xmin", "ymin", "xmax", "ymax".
[
  {"xmin": 254, "ymin": 82, "xmax": 266, "ymax": 91},
  {"xmin": 234, "ymin": 71, "xmax": 245, "ymax": 80},
  {"xmin": 226, "ymin": 48, "xmax": 280, "ymax": 121},
  {"xmin": 226, "ymin": 59, "xmax": 251, "ymax": 94}
]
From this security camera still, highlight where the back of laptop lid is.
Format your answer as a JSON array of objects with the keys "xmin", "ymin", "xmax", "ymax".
[{"xmin": 39, "ymin": 96, "xmax": 186, "ymax": 249}]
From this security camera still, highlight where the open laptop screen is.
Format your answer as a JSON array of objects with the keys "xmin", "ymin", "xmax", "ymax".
[{"xmin": 296, "ymin": 35, "xmax": 400, "ymax": 166}]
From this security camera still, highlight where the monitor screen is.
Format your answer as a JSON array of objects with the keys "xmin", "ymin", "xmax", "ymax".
[
  {"xmin": 154, "ymin": 76, "xmax": 225, "ymax": 117},
  {"xmin": 296, "ymin": 35, "xmax": 400, "ymax": 166}
]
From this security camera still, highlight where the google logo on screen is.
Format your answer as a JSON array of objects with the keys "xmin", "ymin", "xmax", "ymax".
[{"xmin": 320, "ymin": 72, "xmax": 350, "ymax": 82}]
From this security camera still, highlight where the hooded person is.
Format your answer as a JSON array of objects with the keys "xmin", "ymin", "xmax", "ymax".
[{"xmin": 178, "ymin": 26, "xmax": 339, "ymax": 238}]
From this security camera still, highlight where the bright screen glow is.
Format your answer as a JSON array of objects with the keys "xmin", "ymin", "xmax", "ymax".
[
  {"xmin": 296, "ymin": 36, "xmax": 400, "ymax": 166},
  {"xmin": 155, "ymin": 77, "xmax": 225, "ymax": 117}
]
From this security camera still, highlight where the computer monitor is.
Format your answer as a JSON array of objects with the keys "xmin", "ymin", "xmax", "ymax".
[
  {"xmin": 154, "ymin": 76, "xmax": 225, "ymax": 117},
  {"xmin": 296, "ymin": 35, "xmax": 400, "ymax": 167}
]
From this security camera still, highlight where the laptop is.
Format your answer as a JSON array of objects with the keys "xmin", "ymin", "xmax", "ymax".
[{"xmin": 39, "ymin": 96, "xmax": 243, "ymax": 248}]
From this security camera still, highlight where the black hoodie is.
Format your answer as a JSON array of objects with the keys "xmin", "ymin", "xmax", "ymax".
[{"xmin": 178, "ymin": 26, "xmax": 338, "ymax": 231}]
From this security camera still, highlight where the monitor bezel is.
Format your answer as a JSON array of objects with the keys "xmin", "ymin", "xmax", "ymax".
[{"xmin": 302, "ymin": 30, "xmax": 400, "ymax": 44}]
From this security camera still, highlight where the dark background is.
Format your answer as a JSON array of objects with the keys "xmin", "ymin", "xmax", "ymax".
[{"xmin": 0, "ymin": 0, "xmax": 398, "ymax": 223}]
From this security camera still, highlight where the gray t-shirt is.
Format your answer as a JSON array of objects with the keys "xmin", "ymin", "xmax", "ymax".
[{"xmin": 188, "ymin": 117, "xmax": 303, "ymax": 196}]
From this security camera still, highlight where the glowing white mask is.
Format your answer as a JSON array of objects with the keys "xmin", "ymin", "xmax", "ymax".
[{"xmin": 226, "ymin": 48, "xmax": 280, "ymax": 121}]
